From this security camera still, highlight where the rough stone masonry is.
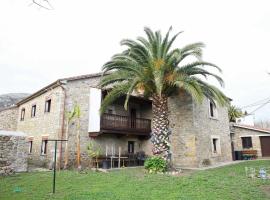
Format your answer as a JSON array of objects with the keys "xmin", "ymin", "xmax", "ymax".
[{"xmin": 0, "ymin": 131, "xmax": 28, "ymax": 176}]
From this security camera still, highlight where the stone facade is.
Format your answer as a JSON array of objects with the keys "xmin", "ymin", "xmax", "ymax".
[
  {"xmin": 231, "ymin": 124, "xmax": 270, "ymax": 157},
  {"xmin": 0, "ymin": 106, "xmax": 18, "ymax": 131},
  {"xmin": 63, "ymin": 76, "xmax": 152, "ymax": 168},
  {"xmin": 0, "ymin": 131, "xmax": 28, "ymax": 175},
  {"xmin": 169, "ymin": 90, "xmax": 232, "ymax": 168},
  {"xmin": 0, "ymin": 73, "xmax": 233, "ymax": 169},
  {"xmin": 16, "ymin": 86, "xmax": 65, "ymax": 167}
]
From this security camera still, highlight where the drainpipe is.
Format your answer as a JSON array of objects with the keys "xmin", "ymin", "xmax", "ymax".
[{"xmin": 58, "ymin": 80, "xmax": 67, "ymax": 170}]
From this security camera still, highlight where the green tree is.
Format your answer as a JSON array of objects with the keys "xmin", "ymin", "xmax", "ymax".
[
  {"xmin": 100, "ymin": 27, "xmax": 229, "ymax": 162},
  {"xmin": 228, "ymin": 105, "xmax": 243, "ymax": 122},
  {"xmin": 63, "ymin": 106, "xmax": 77, "ymax": 169},
  {"xmin": 74, "ymin": 104, "xmax": 82, "ymax": 169}
]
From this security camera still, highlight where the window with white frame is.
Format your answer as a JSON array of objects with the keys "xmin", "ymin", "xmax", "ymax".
[
  {"xmin": 209, "ymin": 100, "xmax": 218, "ymax": 118},
  {"xmin": 31, "ymin": 105, "xmax": 36, "ymax": 118},
  {"xmin": 41, "ymin": 139, "xmax": 48, "ymax": 155},
  {"xmin": 211, "ymin": 136, "xmax": 221, "ymax": 155},
  {"xmin": 20, "ymin": 108, "xmax": 25, "ymax": 121},
  {"xmin": 45, "ymin": 99, "xmax": 51, "ymax": 113}
]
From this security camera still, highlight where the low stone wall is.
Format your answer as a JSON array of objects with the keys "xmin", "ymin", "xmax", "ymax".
[{"xmin": 0, "ymin": 131, "xmax": 28, "ymax": 176}]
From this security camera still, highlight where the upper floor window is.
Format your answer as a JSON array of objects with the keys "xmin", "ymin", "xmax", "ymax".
[
  {"xmin": 31, "ymin": 105, "xmax": 36, "ymax": 117},
  {"xmin": 242, "ymin": 137, "xmax": 252, "ymax": 149},
  {"xmin": 20, "ymin": 108, "xmax": 25, "ymax": 121},
  {"xmin": 209, "ymin": 100, "xmax": 217, "ymax": 118},
  {"xmin": 45, "ymin": 99, "xmax": 51, "ymax": 113}
]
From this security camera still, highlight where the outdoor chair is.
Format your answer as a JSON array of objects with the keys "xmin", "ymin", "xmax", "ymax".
[
  {"xmin": 127, "ymin": 153, "xmax": 137, "ymax": 166},
  {"xmin": 136, "ymin": 151, "xmax": 146, "ymax": 166}
]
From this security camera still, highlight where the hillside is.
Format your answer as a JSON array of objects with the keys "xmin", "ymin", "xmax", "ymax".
[{"xmin": 0, "ymin": 93, "xmax": 29, "ymax": 110}]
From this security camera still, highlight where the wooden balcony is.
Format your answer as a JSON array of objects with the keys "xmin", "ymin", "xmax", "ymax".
[{"xmin": 100, "ymin": 113, "xmax": 151, "ymax": 135}]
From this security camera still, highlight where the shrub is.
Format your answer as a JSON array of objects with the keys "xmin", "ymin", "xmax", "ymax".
[{"xmin": 144, "ymin": 156, "xmax": 167, "ymax": 173}]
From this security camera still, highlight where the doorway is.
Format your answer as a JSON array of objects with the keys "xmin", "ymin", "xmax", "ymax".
[{"xmin": 260, "ymin": 136, "xmax": 270, "ymax": 157}]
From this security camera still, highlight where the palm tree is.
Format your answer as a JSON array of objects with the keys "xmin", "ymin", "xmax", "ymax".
[
  {"xmin": 228, "ymin": 105, "xmax": 243, "ymax": 122},
  {"xmin": 100, "ymin": 27, "xmax": 229, "ymax": 161}
]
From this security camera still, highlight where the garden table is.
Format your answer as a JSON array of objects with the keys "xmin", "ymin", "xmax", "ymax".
[{"xmin": 110, "ymin": 156, "xmax": 128, "ymax": 168}]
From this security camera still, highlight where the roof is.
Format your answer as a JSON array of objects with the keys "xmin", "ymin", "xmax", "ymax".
[
  {"xmin": 16, "ymin": 72, "xmax": 104, "ymax": 105},
  {"xmin": 0, "ymin": 105, "xmax": 18, "ymax": 112},
  {"xmin": 233, "ymin": 124, "xmax": 270, "ymax": 134}
]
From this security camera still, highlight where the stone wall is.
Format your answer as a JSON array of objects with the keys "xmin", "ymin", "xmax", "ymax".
[
  {"xmin": 231, "ymin": 126, "xmax": 270, "ymax": 157},
  {"xmin": 193, "ymin": 99, "xmax": 232, "ymax": 167},
  {"xmin": 169, "ymin": 90, "xmax": 232, "ymax": 168},
  {"xmin": 0, "ymin": 131, "xmax": 28, "ymax": 175},
  {"xmin": 16, "ymin": 86, "xmax": 65, "ymax": 167},
  {"xmin": 0, "ymin": 106, "xmax": 18, "ymax": 131},
  {"xmin": 169, "ymin": 90, "xmax": 198, "ymax": 168}
]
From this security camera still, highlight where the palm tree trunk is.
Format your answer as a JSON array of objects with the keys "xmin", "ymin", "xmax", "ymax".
[{"xmin": 151, "ymin": 94, "xmax": 171, "ymax": 161}]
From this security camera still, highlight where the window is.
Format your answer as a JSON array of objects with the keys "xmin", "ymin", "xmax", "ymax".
[
  {"xmin": 41, "ymin": 139, "xmax": 48, "ymax": 155},
  {"xmin": 128, "ymin": 141, "xmax": 135, "ymax": 153},
  {"xmin": 31, "ymin": 105, "xmax": 36, "ymax": 117},
  {"xmin": 211, "ymin": 136, "xmax": 221, "ymax": 155},
  {"xmin": 209, "ymin": 100, "xmax": 217, "ymax": 118},
  {"xmin": 29, "ymin": 141, "xmax": 33, "ymax": 154},
  {"xmin": 108, "ymin": 109, "xmax": 113, "ymax": 114},
  {"xmin": 20, "ymin": 108, "xmax": 25, "ymax": 121},
  {"xmin": 242, "ymin": 137, "xmax": 252, "ymax": 149},
  {"xmin": 213, "ymin": 138, "xmax": 218, "ymax": 153},
  {"xmin": 45, "ymin": 99, "xmax": 51, "ymax": 113}
]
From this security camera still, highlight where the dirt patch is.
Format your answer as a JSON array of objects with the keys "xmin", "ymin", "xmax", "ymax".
[{"xmin": 260, "ymin": 185, "xmax": 270, "ymax": 197}]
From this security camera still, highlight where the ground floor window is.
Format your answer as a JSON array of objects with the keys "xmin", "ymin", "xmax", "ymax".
[
  {"xmin": 211, "ymin": 136, "xmax": 221, "ymax": 155},
  {"xmin": 41, "ymin": 140, "xmax": 48, "ymax": 155},
  {"xmin": 213, "ymin": 138, "xmax": 218, "ymax": 153},
  {"xmin": 242, "ymin": 137, "xmax": 252, "ymax": 149},
  {"xmin": 128, "ymin": 141, "xmax": 135, "ymax": 153},
  {"xmin": 29, "ymin": 141, "xmax": 33, "ymax": 154}
]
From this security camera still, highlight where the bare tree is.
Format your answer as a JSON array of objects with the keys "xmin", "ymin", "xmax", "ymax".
[
  {"xmin": 255, "ymin": 120, "xmax": 270, "ymax": 129},
  {"xmin": 30, "ymin": 0, "xmax": 53, "ymax": 10}
]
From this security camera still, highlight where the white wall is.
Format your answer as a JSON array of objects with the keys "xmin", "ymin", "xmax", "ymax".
[{"xmin": 88, "ymin": 88, "xmax": 101, "ymax": 132}]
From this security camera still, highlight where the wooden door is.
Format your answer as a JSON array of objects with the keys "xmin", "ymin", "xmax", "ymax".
[{"xmin": 260, "ymin": 136, "xmax": 270, "ymax": 157}]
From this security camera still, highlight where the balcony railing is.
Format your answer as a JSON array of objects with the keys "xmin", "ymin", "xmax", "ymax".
[{"xmin": 101, "ymin": 113, "xmax": 151, "ymax": 134}]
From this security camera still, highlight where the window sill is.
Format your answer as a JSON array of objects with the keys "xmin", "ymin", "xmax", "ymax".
[
  {"xmin": 211, "ymin": 153, "xmax": 221, "ymax": 157},
  {"xmin": 209, "ymin": 116, "xmax": 218, "ymax": 121}
]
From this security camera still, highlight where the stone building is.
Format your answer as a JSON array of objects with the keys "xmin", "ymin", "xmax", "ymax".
[
  {"xmin": 231, "ymin": 124, "xmax": 270, "ymax": 158},
  {"xmin": 0, "ymin": 73, "xmax": 232, "ymax": 168}
]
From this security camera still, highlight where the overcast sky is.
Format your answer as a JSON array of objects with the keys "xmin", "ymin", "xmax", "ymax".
[{"xmin": 1, "ymin": 0, "xmax": 270, "ymax": 121}]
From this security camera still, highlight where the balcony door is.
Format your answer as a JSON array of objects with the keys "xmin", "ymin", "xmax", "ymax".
[{"xmin": 130, "ymin": 108, "xmax": 136, "ymax": 129}]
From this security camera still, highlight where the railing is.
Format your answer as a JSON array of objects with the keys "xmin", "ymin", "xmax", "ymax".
[{"xmin": 101, "ymin": 113, "xmax": 151, "ymax": 134}]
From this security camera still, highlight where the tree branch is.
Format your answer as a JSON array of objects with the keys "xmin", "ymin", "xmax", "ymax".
[{"xmin": 32, "ymin": 0, "xmax": 53, "ymax": 10}]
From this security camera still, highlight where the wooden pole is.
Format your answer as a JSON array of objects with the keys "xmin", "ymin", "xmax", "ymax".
[
  {"xmin": 118, "ymin": 146, "xmax": 121, "ymax": 168},
  {"xmin": 53, "ymin": 141, "xmax": 57, "ymax": 193}
]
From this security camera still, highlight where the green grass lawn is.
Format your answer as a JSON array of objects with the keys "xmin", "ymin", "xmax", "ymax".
[{"xmin": 1, "ymin": 160, "xmax": 270, "ymax": 200}]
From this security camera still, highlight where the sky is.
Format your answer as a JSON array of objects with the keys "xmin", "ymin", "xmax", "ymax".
[{"xmin": 0, "ymin": 0, "xmax": 270, "ymax": 121}]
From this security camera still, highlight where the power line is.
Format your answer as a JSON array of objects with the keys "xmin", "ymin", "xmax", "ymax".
[
  {"xmin": 248, "ymin": 99, "xmax": 270, "ymax": 114},
  {"xmin": 241, "ymin": 96, "xmax": 270, "ymax": 109}
]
